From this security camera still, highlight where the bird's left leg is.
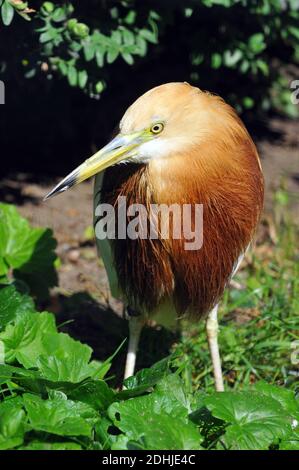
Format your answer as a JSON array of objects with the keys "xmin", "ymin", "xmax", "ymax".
[
  {"xmin": 206, "ymin": 304, "xmax": 224, "ymax": 392},
  {"xmin": 124, "ymin": 309, "xmax": 144, "ymax": 381}
]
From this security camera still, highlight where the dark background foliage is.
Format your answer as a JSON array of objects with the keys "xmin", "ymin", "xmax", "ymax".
[{"xmin": 0, "ymin": 0, "xmax": 298, "ymax": 176}]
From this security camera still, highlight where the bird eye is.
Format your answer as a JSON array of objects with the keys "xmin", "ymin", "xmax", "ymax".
[{"xmin": 150, "ymin": 123, "xmax": 164, "ymax": 134}]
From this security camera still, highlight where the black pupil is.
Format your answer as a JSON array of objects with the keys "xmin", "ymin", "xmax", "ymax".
[{"xmin": 153, "ymin": 125, "xmax": 160, "ymax": 132}]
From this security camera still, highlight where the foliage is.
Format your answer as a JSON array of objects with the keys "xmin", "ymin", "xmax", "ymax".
[
  {"xmin": 0, "ymin": 203, "xmax": 57, "ymax": 300},
  {"xmin": 0, "ymin": 204, "xmax": 298, "ymax": 451},
  {"xmin": 0, "ymin": 283, "xmax": 298, "ymax": 451},
  {"xmin": 0, "ymin": 0, "xmax": 299, "ymax": 115}
]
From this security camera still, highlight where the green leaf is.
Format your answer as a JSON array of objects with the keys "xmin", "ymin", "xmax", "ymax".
[
  {"xmin": 0, "ymin": 402, "xmax": 25, "ymax": 450},
  {"xmin": 111, "ymin": 371, "xmax": 201, "ymax": 450},
  {"xmin": 95, "ymin": 80, "xmax": 104, "ymax": 94},
  {"xmin": 23, "ymin": 393, "xmax": 96, "ymax": 437},
  {"xmin": 280, "ymin": 428, "xmax": 299, "ymax": 450},
  {"xmin": 41, "ymin": 2, "xmax": 55, "ymax": 15},
  {"xmin": 139, "ymin": 28, "xmax": 157, "ymax": 44},
  {"xmin": 248, "ymin": 33, "xmax": 266, "ymax": 54},
  {"xmin": 256, "ymin": 59, "xmax": 269, "ymax": 76},
  {"xmin": 211, "ymin": 53, "xmax": 222, "ymax": 69},
  {"xmin": 78, "ymin": 70, "xmax": 88, "ymax": 89},
  {"xmin": 253, "ymin": 382, "xmax": 299, "ymax": 418},
  {"xmin": 288, "ymin": 26, "xmax": 299, "ymax": 40},
  {"xmin": 243, "ymin": 96, "xmax": 254, "ymax": 109},
  {"xmin": 58, "ymin": 60, "xmax": 68, "ymax": 75},
  {"xmin": 0, "ymin": 311, "xmax": 57, "ymax": 368},
  {"xmin": 0, "ymin": 284, "xmax": 35, "ymax": 331},
  {"xmin": 120, "ymin": 356, "xmax": 171, "ymax": 398},
  {"xmin": 39, "ymin": 31, "xmax": 54, "ymax": 44},
  {"xmin": 20, "ymin": 441, "xmax": 82, "ymax": 450},
  {"xmin": 136, "ymin": 35, "xmax": 147, "ymax": 56},
  {"xmin": 112, "ymin": 29, "xmax": 122, "ymax": 45},
  {"xmin": 52, "ymin": 7, "xmax": 68, "ymax": 22},
  {"xmin": 109, "ymin": 395, "xmax": 201, "ymax": 450},
  {"xmin": 122, "ymin": 29, "xmax": 135, "ymax": 46},
  {"xmin": 0, "ymin": 203, "xmax": 57, "ymax": 299},
  {"xmin": 122, "ymin": 52, "xmax": 134, "ymax": 65},
  {"xmin": 69, "ymin": 379, "xmax": 115, "ymax": 411},
  {"xmin": 36, "ymin": 332, "xmax": 95, "ymax": 383},
  {"xmin": 224, "ymin": 49, "xmax": 242, "ymax": 67},
  {"xmin": 73, "ymin": 23, "xmax": 89, "ymax": 39},
  {"xmin": 107, "ymin": 48, "xmax": 119, "ymax": 64},
  {"xmin": 1, "ymin": 1, "xmax": 14, "ymax": 26},
  {"xmin": 0, "ymin": 363, "xmax": 36, "ymax": 385},
  {"xmin": 83, "ymin": 41, "xmax": 95, "ymax": 61},
  {"xmin": 67, "ymin": 65, "xmax": 77, "ymax": 87},
  {"xmin": 205, "ymin": 391, "xmax": 292, "ymax": 449}
]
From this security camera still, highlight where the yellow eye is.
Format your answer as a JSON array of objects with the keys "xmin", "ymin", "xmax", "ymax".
[{"xmin": 150, "ymin": 123, "xmax": 164, "ymax": 134}]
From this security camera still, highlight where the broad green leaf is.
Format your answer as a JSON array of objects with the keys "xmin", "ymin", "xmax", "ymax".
[
  {"xmin": 23, "ymin": 393, "xmax": 97, "ymax": 437},
  {"xmin": 0, "ymin": 363, "xmax": 38, "ymax": 384},
  {"xmin": 0, "ymin": 203, "xmax": 57, "ymax": 299},
  {"xmin": 20, "ymin": 441, "xmax": 82, "ymax": 450},
  {"xmin": 0, "ymin": 284, "xmax": 35, "ymax": 331},
  {"xmin": 0, "ymin": 311, "xmax": 57, "ymax": 368},
  {"xmin": 0, "ymin": 403, "xmax": 25, "ymax": 450},
  {"xmin": 109, "ymin": 396, "xmax": 202, "ymax": 450},
  {"xmin": 205, "ymin": 391, "xmax": 292, "ymax": 450},
  {"xmin": 110, "ymin": 372, "xmax": 201, "ymax": 450},
  {"xmin": 120, "ymin": 356, "xmax": 171, "ymax": 397},
  {"xmin": 280, "ymin": 427, "xmax": 299, "ymax": 450},
  {"xmin": 151, "ymin": 374, "xmax": 192, "ymax": 419},
  {"xmin": 94, "ymin": 417, "xmax": 115, "ymax": 449},
  {"xmin": 253, "ymin": 382, "xmax": 299, "ymax": 418},
  {"xmin": 37, "ymin": 332, "xmax": 94, "ymax": 383},
  {"xmin": 69, "ymin": 379, "xmax": 115, "ymax": 411}
]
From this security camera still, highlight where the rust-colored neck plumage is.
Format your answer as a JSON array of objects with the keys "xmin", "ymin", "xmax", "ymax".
[{"xmin": 101, "ymin": 93, "xmax": 264, "ymax": 319}]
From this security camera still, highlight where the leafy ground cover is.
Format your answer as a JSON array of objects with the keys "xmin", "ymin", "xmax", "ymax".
[{"xmin": 0, "ymin": 202, "xmax": 298, "ymax": 450}]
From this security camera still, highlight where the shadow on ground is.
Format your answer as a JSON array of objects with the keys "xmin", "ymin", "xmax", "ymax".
[{"xmin": 48, "ymin": 291, "xmax": 179, "ymax": 388}]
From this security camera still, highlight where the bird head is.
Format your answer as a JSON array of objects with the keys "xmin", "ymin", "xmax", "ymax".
[{"xmin": 43, "ymin": 82, "xmax": 210, "ymax": 200}]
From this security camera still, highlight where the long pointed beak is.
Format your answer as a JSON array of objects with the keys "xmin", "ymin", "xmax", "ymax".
[{"xmin": 43, "ymin": 131, "xmax": 148, "ymax": 200}]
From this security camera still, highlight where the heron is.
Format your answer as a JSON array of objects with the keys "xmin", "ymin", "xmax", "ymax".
[{"xmin": 44, "ymin": 82, "xmax": 264, "ymax": 391}]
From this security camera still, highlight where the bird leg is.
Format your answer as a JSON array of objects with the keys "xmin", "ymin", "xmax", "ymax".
[
  {"xmin": 206, "ymin": 305, "xmax": 224, "ymax": 391},
  {"xmin": 123, "ymin": 315, "xmax": 144, "ymax": 381}
]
